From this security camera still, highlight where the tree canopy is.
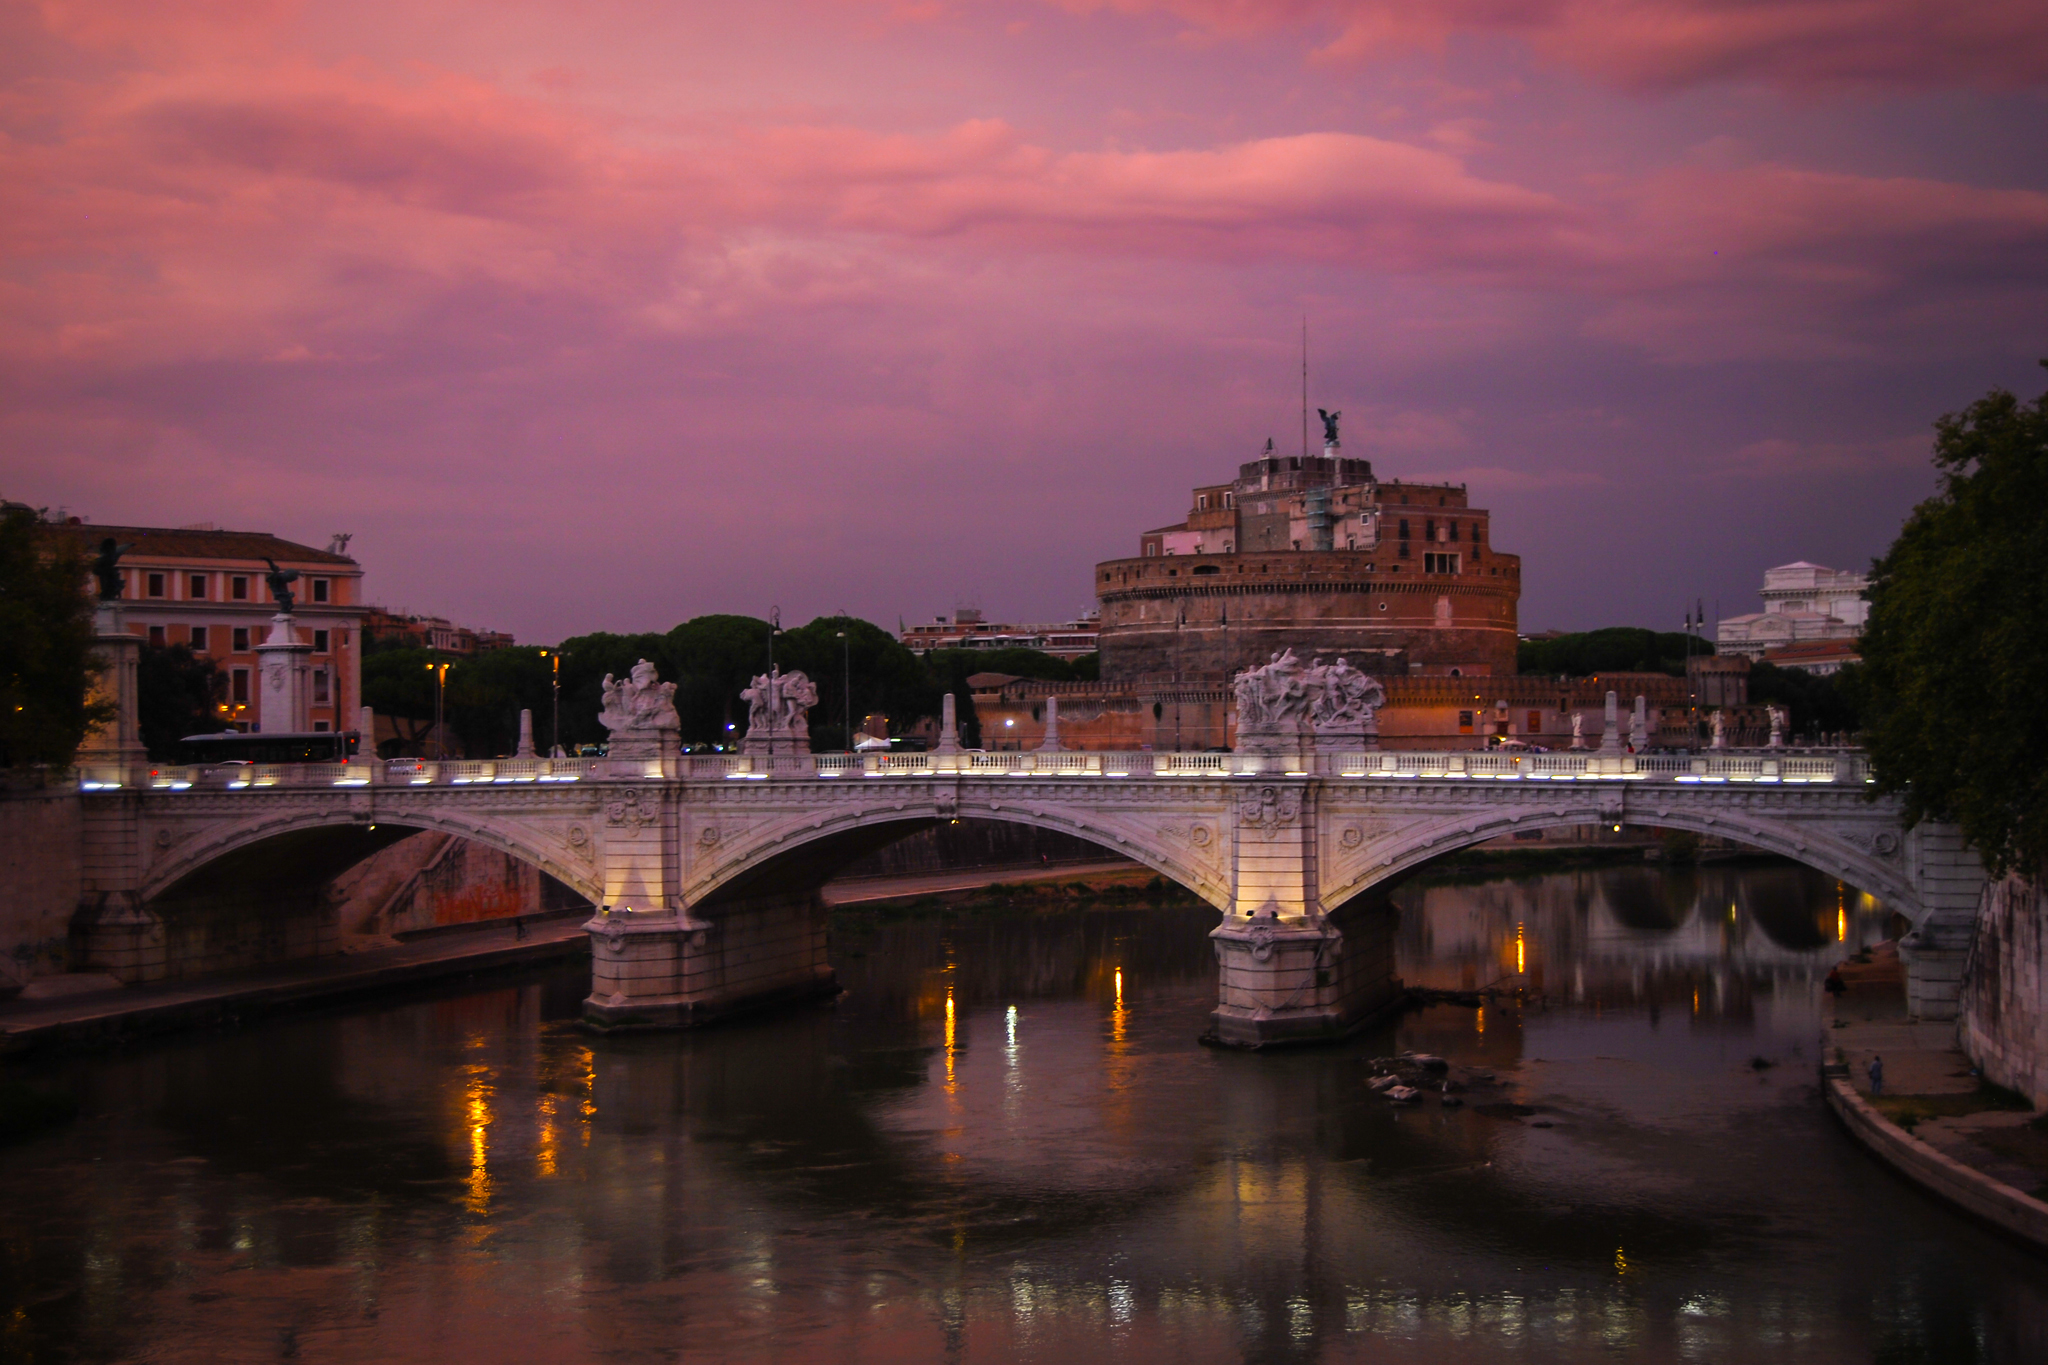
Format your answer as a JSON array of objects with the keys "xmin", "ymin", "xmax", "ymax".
[
  {"xmin": 137, "ymin": 644, "xmax": 222, "ymax": 760},
  {"xmin": 1860, "ymin": 366, "xmax": 2048, "ymax": 878},
  {"xmin": 0, "ymin": 505, "xmax": 109, "ymax": 767},
  {"xmin": 1518, "ymin": 627, "xmax": 1705, "ymax": 678}
]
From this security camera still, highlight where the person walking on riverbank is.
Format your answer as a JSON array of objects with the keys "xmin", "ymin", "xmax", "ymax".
[{"xmin": 1869, "ymin": 1055, "xmax": 1884, "ymax": 1096}]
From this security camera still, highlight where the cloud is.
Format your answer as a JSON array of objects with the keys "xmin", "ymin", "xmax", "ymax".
[{"xmin": 1051, "ymin": 0, "xmax": 2048, "ymax": 91}]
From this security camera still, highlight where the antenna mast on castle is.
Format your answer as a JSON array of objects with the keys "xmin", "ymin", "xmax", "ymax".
[{"xmin": 1300, "ymin": 315, "xmax": 1309, "ymax": 459}]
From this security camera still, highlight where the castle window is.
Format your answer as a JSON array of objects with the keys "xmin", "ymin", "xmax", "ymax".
[
  {"xmin": 1399, "ymin": 519, "xmax": 1409, "ymax": 539},
  {"xmin": 1424, "ymin": 520, "xmax": 1435, "ymax": 541},
  {"xmin": 1197, "ymin": 494, "xmax": 1209, "ymax": 510},
  {"xmin": 1223, "ymin": 492, "xmax": 1234, "ymax": 507},
  {"xmin": 1424, "ymin": 552, "xmax": 1460, "ymax": 574}
]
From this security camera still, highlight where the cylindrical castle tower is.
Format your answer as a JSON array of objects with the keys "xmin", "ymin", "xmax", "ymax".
[{"xmin": 1094, "ymin": 442, "xmax": 1520, "ymax": 683}]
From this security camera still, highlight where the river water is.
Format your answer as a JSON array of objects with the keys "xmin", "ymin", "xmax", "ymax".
[{"xmin": 5, "ymin": 862, "xmax": 2047, "ymax": 1364}]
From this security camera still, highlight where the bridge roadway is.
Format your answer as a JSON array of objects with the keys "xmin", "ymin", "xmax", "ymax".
[{"xmin": 74, "ymin": 746, "xmax": 1982, "ymax": 1046}]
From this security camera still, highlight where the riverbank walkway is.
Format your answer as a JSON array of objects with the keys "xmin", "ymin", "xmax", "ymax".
[
  {"xmin": 1826, "ymin": 942, "xmax": 2048, "ymax": 1248},
  {"xmin": 0, "ymin": 860, "xmax": 1141, "ymax": 1056}
]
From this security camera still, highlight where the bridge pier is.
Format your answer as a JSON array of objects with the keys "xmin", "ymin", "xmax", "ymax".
[
  {"xmin": 1207, "ymin": 777, "xmax": 1402, "ymax": 1046},
  {"xmin": 582, "ymin": 890, "xmax": 838, "ymax": 1031},
  {"xmin": 1899, "ymin": 823, "xmax": 1986, "ymax": 1020}
]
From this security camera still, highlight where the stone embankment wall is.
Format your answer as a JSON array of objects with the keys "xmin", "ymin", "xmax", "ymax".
[
  {"xmin": 0, "ymin": 782, "xmax": 83, "ymax": 993},
  {"xmin": 1959, "ymin": 870, "xmax": 2048, "ymax": 1108},
  {"xmin": 331, "ymin": 831, "xmax": 587, "ymax": 939}
]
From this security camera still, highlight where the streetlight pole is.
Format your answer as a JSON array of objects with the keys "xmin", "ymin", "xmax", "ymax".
[
  {"xmin": 837, "ymin": 614, "xmax": 851, "ymax": 751},
  {"xmin": 541, "ymin": 649, "xmax": 562, "ymax": 756},
  {"xmin": 425, "ymin": 660, "xmax": 449, "ymax": 757}
]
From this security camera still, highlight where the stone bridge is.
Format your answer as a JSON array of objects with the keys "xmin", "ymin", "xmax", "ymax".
[{"xmin": 74, "ymin": 744, "xmax": 1981, "ymax": 1045}]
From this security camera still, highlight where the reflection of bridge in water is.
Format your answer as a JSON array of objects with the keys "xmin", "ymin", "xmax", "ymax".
[{"xmin": 76, "ymin": 735, "xmax": 1982, "ymax": 1044}]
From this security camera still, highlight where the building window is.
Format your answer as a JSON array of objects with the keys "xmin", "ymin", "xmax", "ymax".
[
  {"xmin": 231, "ymin": 668, "xmax": 250, "ymax": 704},
  {"xmin": 1424, "ymin": 520, "xmax": 1435, "ymax": 543},
  {"xmin": 313, "ymin": 669, "xmax": 329, "ymax": 703},
  {"xmin": 189, "ymin": 626, "xmax": 208, "ymax": 652},
  {"xmin": 1197, "ymin": 494, "xmax": 1209, "ymax": 510},
  {"xmin": 1527, "ymin": 710, "xmax": 1542, "ymax": 734},
  {"xmin": 147, "ymin": 625, "xmax": 166, "ymax": 646},
  {"xmin": 231, "ymin": 576, "xmax": 249, "ymax": 601},
  {"xmin": 311, "ymin": 578, "xmax": 330, "ymax": 603},
  {"xmin": 1398, "ymin": 519, "xmax": 1409, "ymax": 539},
  {"xmin": 146, "ymin": 572, "xmax": 166, "ymax": 598},
  {"xmin": 232, "ymin": 626, "xmax": 250, "ymax": 652},
  {"xmin": 313, "ymin": 720, "xmax": 330, "ymax": 732},
  {"xmin": 1449, "ymin": 522, "xmax": 1460, "ymax": 542},
  {"xmin": 313, "ymin": 629, "xmax": 330, "ymax": 653},
  {"xmin": 1458, "ymin": 710, "xmax": 1475, "ymax": 732},
  {"xmin": 1223, "ymin": 492, "xmax": 1234, "ymax": 507},
  {"xmin": 188, "ymin": 573, "xmax": 207, "ymax": 599},
  {"xmin": 1424, "ymin": 552, "xmax": 1460, "ymax": 574}
]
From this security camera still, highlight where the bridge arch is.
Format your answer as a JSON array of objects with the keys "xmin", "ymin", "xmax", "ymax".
[
  {"xmin": 1321, "ymin": 806, "xmax": 1918, "ymax": 922},
  {"xmin": 144, "ymin": 806, "xmax": 605, "ymax": 908},
  {"xmin": 681, "ymin": 798, "xmax": 1230, "ymax": 915}
]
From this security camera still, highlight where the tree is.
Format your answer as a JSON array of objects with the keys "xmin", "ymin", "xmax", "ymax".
[
  {"xmin": 1746, "ymin": 661, "xmax": 1862, "ymax": 737},
  {"xmin": 360, "ymin": 646, "xmax": 443, "ymax": 756},
  {"xmin": 137, "ymin": 644, "xmax": 222, "ymax": 760},
  {"xmin": 0, "ymin": 504, "xmax": 109, "ymax": 767},
  {"xmin": 1518, "ymin": 627, "xmax": 1703, "ymax": 678},
  {"xmin": 1860, "ymin": 365, "xmax": 2048, "ymax": 878}
]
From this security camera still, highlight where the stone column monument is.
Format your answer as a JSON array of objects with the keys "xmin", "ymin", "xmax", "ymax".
[
  {"xmin": 76, "ymin": 539, "xmax": 148, "ymax": 785},
  {"xmin": 934, "ymin": 692, "xmax": 963, "ymax": 755},
  {"xmin": 1598, "ymin": 691, "xmax": 1622, "ymax": 754},
  {"xmin": 1036, "ymin": 696, "xmax": 1063, "ymax": 752}
]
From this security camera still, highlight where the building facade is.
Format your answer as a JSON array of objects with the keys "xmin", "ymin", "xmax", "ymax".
[
  {"xmin": 42, "ymin": 520, "xmax": 365, "ymax": 735},
  {"xmin": 1095, "ymin": 442, "xmax": 1522, "ymax": 682},
  {"xmin": 900, "ymin": 607, "xmax": 1100, "ymax": 660},
  {"xmin": 364, "ymin": 607, "xmax": 515, "ymax": 655},
  {"xmin": 1716, "ymin": 562, "xmax": 1868, "ymax": 661}
]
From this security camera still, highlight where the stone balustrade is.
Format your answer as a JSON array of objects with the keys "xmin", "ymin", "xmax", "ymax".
[{"xmin": 103, "ymin": 748, "xmax": 1873, "ymax": 792}]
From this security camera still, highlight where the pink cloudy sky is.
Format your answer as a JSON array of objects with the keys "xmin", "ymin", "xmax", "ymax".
[{"xmin": 6, "ymin": 0, "xmax": 2046, "ymax": 641}]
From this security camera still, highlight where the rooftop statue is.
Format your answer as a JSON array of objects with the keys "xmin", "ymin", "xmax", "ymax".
[
  {"xmin": 1318, "ymin": 408, "xmax": 1341, "ymax": 444},
  {"xmin": 92, "ymin": 537, "xmax": 132, "ymax": 601},
  {"xmin": 262, "ymin": 557, "xmax": 300, "ymax": 613},
  {"xmin": 598, "ymin": 659, "xmax": 680, "ymax": 758}
]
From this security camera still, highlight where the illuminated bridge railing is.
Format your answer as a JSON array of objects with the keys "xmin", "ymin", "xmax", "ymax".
[{"xmin": 107, "ymin": 749, "xmax": 1870, "ymax": 791}]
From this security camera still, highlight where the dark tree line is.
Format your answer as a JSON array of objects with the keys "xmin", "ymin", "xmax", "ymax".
[{"xmin": 356, "ymin": 614, "xmax": 1091, "ymax": 758}]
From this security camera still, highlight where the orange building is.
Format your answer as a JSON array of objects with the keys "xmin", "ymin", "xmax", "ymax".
[{"xmin": 41, "ymin": 520, "xmax": 366, "ymax": 735}]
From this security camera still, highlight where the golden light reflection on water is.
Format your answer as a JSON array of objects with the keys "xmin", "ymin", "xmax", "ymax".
[
  {"xmin": 944, "ymin": 988, "xmax": 957, "ymax": 1095},
  {"xmin": 1515, "ymin": 923, "xmax": 1525, "ymax": 975},
  {"xmin": 462, "ymin": 1064, "xmax": 494, "ymax": 1214},
  {"xmin": 536, "ymin": 1095, "xmax": 557, "ymax": 1178}
]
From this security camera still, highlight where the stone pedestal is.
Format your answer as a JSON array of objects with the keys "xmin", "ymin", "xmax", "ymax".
[
  {"xmin": 78, "ymin": 603, "xmax": 149, "ymax": 786},
  {"xmin": 255, "ymin": 613, "xmax": 313, "ymax": 734}
]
